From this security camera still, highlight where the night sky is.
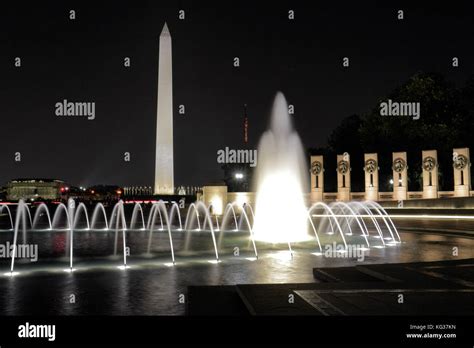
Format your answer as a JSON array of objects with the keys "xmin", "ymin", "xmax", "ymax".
[{"xmin": 1, "ymin": 1, "xmax": 473, "ymax": 187}]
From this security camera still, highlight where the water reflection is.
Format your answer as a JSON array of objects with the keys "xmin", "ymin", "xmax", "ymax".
[{"xmin": 0, "ymin": 230, "xmax": 472, "ymax": 315}]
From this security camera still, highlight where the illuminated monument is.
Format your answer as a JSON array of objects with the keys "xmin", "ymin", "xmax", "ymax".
[{"xmin": 154, "ymin": 23, "xmax": 174, "ymax": 194}]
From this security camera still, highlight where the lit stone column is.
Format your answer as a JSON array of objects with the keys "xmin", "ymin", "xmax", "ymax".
[
  {"xmin": 202, "ymin": 183, "xmax": 228, "ymax": 216},
  {"xmin": 392, "ymin": 152, "xmax": 408, "ymax": 201},
  {"xmin": 364, "ymin": 153, "xmax": 379, "ymax": 201},
  {"xmin": 453, "ymin": 148, "xmax": 471, "ymax": 197},
  {"xmin": 154, "ymin": 23, "xmax": 174, "ymax": 195},
  {"xmin": 337, "ymin": 153, "xmax": 351, "ymax": 201},
  {"xmin": 310, "ymin": 155, "xmax": 324, "ymax": 202},
  {"xmin": 422, "ymin": 150, "xmax": 438, "ymax": 199}
]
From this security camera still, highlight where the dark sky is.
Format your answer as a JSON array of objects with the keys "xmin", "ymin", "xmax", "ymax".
[{"xmin": 1, "ymin": 1, "xmax": 473, "ymax": 187}]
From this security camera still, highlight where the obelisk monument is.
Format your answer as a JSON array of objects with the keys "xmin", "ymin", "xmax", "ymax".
[{"xmin": 154, "ymin": 22, "xmax": 174, "ymax": 194}]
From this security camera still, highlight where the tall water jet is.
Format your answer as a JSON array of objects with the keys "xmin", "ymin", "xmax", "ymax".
[
  {"xmin": 115, "ymin": 200, "xmax": 128, "ymax": 267},
  {"xmin": 253, "ymin": 92, "xmax": 310, "ymax": 243},
  {"xmin": 67, "ymin": 198, "xmax": 75, "ymax": 271},
  {"xmin": 10, "ymin": 200, "xmax": 28, "ymax": 274}
]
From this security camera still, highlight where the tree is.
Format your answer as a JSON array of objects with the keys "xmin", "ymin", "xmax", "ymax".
[{"xmin": 310, "ymin": 115, "xmax": 364, "ymax": 192}]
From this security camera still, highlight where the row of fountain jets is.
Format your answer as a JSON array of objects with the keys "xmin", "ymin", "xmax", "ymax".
[{"xmin": 0, "ymin": 199, "xmax": 400, "ymax": 275}]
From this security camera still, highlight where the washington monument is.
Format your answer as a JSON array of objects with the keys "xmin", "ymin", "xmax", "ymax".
[{"xmin": 154, "ymin": 22, "xmax": 174, "ymax": 194}]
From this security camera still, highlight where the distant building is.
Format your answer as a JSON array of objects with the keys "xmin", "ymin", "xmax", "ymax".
[
  {"xmin": 6, "ymin": 179, "xmax": 65, "ymax": 201},
  {"xmin": 87, "ymin": 185, "xmax": 123, "ymax": 202}
]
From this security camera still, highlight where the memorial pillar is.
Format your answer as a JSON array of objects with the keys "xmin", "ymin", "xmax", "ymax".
[
  {"xmin": 453, "ymin": 148, "xmax": 471, "ymax": 197},
  {"xmin": 310, "ymin": 155, "xmax": 324, "ymax": 202},
  {"xmin": 337, "ymin": 153, "xmax": 351, "ymax": 201},
  {"xmin": 422, "ymin": 150, "xmax": 438, "ymax": 199},
  {"xmin": 364, "ymin": 153, "xmax": 379, "ymax": 201},
  {"xmin": 392, "ymin": 152, "xmax": 408, "ymax": 201}
]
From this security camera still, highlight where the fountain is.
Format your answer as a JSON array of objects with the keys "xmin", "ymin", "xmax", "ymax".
[
  {"xmin": 113, "ymin": 200, "xmax": 128, "ymax": 268},
  {"xmin": 147, "ymin": 200, "xmax": 175, "ymax": 263},
  {"xmin": 253, "ymin": 92, "xmax": 311, "ymax": 243},
  {"xmin": 3, "ymin": 195, "xmax": 402, "ymax": 275},
  {"xmin": 73, "ymin": 202, "xmax": 90, "ymax": 230},
  {"xmin": 130, "ymin": 203, "xmax": 146, "ymax": 230},
  {"xmin": 220, "ymin": 202, "xmax": 239, "ymax": 232},
  {"xmin": 0, "ymin": 204, "xmax": 14, "ymax": 230},
  {"xmin": 67, "ymin": 198, "xmax": 75, "ymax": 271},
  {"xmin": 90, "ymin": 203, "xmax": 109, "ymax": 230},
  {"xmin": 9, "ymin": 199, "xmax": 28, "ymax": 275},
  {"xmin": 1, "ymin": 98, "xmax": 404, "ymax": 277},
  {"xmin": 32, "ymin": 203, "xmax": 52, "ymax": 230}
]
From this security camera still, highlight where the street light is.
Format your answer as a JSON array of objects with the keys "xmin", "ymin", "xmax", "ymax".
[{"xmin": 235, "ymin": 173, "xmax": 244, "ymax": 180}]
